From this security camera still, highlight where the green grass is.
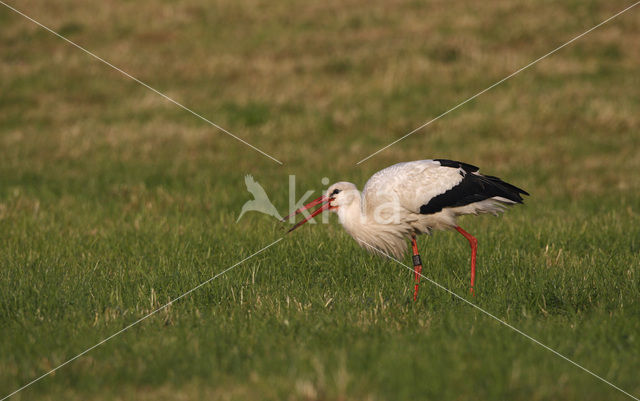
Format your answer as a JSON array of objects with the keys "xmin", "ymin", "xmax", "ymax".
[{"xmin": 1, "ymin": 0, "xmax": 640, "ymax": 400}]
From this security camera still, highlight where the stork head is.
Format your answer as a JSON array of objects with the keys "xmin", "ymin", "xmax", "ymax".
[
  {"xmin": 326, "ymin": 182, "xmax": 358, "ymax": 211},
  {"xmin": 282, "ymin": 181, "xmax": 359, "ymax": 233}
]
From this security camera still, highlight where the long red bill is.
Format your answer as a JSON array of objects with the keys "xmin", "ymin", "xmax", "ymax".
[
  {"xmin": 280, "ymin": 195, "xmax": 327, "ymax": 223},
  {"xmin": 286, "ymin": 202, "xmax": 331, "ymax": 233}
]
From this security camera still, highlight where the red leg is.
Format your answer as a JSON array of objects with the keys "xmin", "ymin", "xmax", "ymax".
[
  {"xmin": 411, "ymin": 234, "xmax": 423, "ymax": 301},
  {"xmin": 455, "ymin": 226, "xmax": 477, "ymax": 295}
]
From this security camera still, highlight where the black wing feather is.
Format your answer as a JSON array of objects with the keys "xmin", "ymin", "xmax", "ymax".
[
  {"xmin": 433, "ymin": 159, "xmax": 479, "ymax": 173},
  {"xmin": 420, "ymin": 160, "xmax": 529, "ymax": 215}
]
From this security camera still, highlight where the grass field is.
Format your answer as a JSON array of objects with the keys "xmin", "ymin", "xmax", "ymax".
[{"xmin": 1, "ymin": 0, "xmax": 640, "ymax": 399}]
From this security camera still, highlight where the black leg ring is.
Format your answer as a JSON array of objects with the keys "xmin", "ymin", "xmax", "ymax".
[{"xmin": 412, "ymin": 254, "xmax": 422, "ymax": 266}]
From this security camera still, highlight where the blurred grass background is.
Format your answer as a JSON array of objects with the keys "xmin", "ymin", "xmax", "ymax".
[{"xmin": 1, "ymin": 0, "xmax": 639, "ymax": 400}]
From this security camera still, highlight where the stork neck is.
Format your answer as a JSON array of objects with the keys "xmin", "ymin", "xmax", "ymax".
[{"xmin": 336, "ymin": 191, "xmax": 366, "ymax": 229}]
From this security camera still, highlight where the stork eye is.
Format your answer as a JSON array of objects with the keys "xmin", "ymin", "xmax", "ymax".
[{"xmin": 331, "ymin": 189, "xmax": 341, "ymax": 196}]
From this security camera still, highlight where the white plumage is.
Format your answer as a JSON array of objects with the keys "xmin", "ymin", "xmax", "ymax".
[{"xmin": 330, "ymin": 160, "xmax": 521, "ymax": 258}]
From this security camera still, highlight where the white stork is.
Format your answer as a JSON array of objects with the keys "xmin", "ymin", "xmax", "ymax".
[{"xmin": 283, "ymin": 159, "xmax": 529, "ymax": 300}]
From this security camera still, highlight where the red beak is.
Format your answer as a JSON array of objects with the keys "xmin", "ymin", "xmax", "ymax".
[{"xmin": 282, "ymin": 195, "xmax": 332, "ymax": 233}]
